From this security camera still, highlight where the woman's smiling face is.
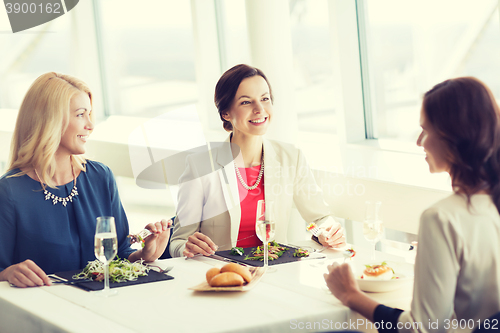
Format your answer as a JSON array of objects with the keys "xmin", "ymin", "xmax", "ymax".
[
  {"xmin": 58, "ymin": 91, "xmax": 93, "ymax": 156},
  {"xmin": 223, "ymin": 75, "xmax": 272, "ymax": 138},
  {"xmin": 416, "ymin": 107, "xmax": 450, "ymax": 174}
]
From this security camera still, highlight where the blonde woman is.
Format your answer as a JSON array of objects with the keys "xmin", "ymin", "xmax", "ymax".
[{"xmin": 0, "ymin": 73, "xmax": 171, "ymax": 288}]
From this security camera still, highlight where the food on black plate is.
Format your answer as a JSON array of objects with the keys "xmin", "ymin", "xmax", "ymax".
[
  {"xmin": 293, "ymin": 248, "xmax": 310, "ymax": 258},
  {"xmin": 244, "ymin": 241, "xmax": 287, "ymax": 261},
  {"xmin": 72, "ymin": 258, "xmax": 149, "ymax": 283},
  {"xmin": 230, "ymin": 247, "xmax": 244, "ymax": 256}
]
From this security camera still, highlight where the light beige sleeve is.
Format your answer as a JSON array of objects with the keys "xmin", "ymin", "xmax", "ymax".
[
  {"xmin": 398, "ymin": 206, "xmax": 461, "ymax": 333},
  {"xmin": 169, "ymin": 156, "xmax": 204, "ymax": 257}
]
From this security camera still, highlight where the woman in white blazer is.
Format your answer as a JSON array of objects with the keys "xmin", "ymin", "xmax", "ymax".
[{"xmin": 169, "ymin": 64, "xmax": 345, "ymax": 258}]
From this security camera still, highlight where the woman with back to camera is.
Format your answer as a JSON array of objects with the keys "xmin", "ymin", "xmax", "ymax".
[
  {"xmin": 169, "ymin": 64, "xmax": 346, "ymax": 258},
  {"xmin": 0, "ymin": 72, "xmax": 171, "ymax": 288},
  {"xmin": 324, "ymin": 77, "xmax": 500, "ymax": 332}
]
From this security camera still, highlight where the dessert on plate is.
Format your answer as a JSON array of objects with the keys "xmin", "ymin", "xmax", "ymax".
[{"xmin": 361, "ymin": 262, "xmax": 394, "ymax": 281}]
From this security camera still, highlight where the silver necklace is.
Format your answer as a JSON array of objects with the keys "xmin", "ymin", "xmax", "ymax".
[
  {"xmin": 234, "ymin": 152, "xmax": 264, "ymax": 190},
  {"xmin": 35, "ymin": 166, "xmax": 78, "ymax": 207}
]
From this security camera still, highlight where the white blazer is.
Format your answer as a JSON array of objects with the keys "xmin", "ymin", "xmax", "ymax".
[{"xmin": 169, "ymin": 136, "xmax": 335, "ymax": 257}]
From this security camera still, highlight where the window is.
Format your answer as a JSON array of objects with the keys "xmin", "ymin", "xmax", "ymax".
[
  {"xmin": 290, "ymin": 0, "xmax": 336, "ymax": 134},
  {"xmin": 0, "ymin": 13, "xmax": 71, "ymax": 109},
  {"xmin": 218, "ymin": 0, "xmax": 251, "ymax": 69},
  {"xmin": 98, "ymin": 0, "xmax": 197, "ymax": 118},
  {"xmin": 362, "ymin": 0, "xmax": 500, "ymax": 141}
]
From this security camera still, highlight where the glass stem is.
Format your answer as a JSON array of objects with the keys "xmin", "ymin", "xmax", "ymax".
[
  {"xmin": 264, "ymin": 239, "xmax": 268, "ymax": 268},
  {"xmin": 372, "ymin": 243, "xmax": 376, "ymax": 260},
  {"xmin": 104, "ymin": 262, "xmax": 110, "ymax": 291}
]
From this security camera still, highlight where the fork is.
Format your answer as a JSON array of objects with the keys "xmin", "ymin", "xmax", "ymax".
[
  {"xmin": 148, "ymin": 265, "xmax": 174, "ymax": 275},
  {"xmin": 158, "ymin": 266, "xmax": 173, "ymax": 274},
  {"xmin": 306, "ymin": 222, "xmax": 324, "ymax": 237}
]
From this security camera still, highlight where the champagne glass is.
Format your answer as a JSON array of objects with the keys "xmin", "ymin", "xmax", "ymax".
[
  {"xmin": 94, "ymin": 216, "xmax": 118, "ymax": 296},
  {"xmin": 255, "ymin": 200, "xmax": 276, "ymax": 271},
  {"xmin": 363, "ymin": 201, "xmax": 384, "ymax": 260}
]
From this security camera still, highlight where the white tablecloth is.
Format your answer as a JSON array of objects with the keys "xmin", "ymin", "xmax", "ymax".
[{"xmin": 0, "ymin": 242, "xmax": 413, "ymax": 333}]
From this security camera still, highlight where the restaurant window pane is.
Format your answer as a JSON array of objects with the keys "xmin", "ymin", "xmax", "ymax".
[
  {"xmin": 289, "ymin": 0, "xmax": 336, "ymax": 134},
  {"xmin": 221, "ymin": 0, "xmax": 251, "ymax": 67},
  {"xmin": 100, "ymin": 0, "xmax": 197, "ymax": 118},
  {"xmin": 0, "ymin": 17, "xmax": 71, "ymax": 109},
  {"xmin": 364, "ymin": 0, "xmax": 500, "ymax": 142}
]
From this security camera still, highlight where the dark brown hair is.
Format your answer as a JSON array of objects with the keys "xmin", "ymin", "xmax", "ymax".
[
  {"xmin": 423, "ymin": 77, "xmax": 500, "ymax": 212},
  {"xmin": 214, "ymin": 64, "xmax": 273, "ymax": 132}
]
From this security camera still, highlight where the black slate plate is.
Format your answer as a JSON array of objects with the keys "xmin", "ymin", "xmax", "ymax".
[
  {"xmin": 215, "ymin": 244, "xmax": 308, "ymax": 267},
  {"xmin": 54, "ymin": 269, "xmax": 174, "ymax": 291}
]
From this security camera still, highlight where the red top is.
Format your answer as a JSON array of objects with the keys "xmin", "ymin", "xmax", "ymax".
[{"xmin": 236, "ymin": 165, "xmax": 264, "ymax": 248}]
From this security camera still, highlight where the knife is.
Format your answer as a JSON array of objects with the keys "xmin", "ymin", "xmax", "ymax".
[
  {"xmin": 9, "ymin": 279, "xmax": 93, "ymax": 288},
  {"xmin": 185, "ymin": 253, "xmax": 251, "ymax": 266},
  {"xmin": 50, "ymin": 279, "xmax": 94, "ymax": 285}
]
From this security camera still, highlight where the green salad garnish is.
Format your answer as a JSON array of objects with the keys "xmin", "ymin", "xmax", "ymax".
[
  {"xmin": 230, "ymin": 247, "xmax": 244, "ymax": 256},
  {"xmin": 244, "ymin": 241, "xmax": 288, "ymax": 261},
  {"xmin": 293, "ymin": 248, "xmax": 310, "ymax": 258},
  {"xmin": 72, "ymin": 257, "xmax": 150, "ymax": 283}
]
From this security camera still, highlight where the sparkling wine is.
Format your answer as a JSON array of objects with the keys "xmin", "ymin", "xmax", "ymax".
[
  {"xmin": 363, "ymin": 220, "xmax": 383, "ymax": 243},
  {"xmin": 94, "ymin": 232, "xmax": 118, "ymax": 263},
  {"xmin": 256, "ymin": 220, "xmax": 275, "ymax": 243}
]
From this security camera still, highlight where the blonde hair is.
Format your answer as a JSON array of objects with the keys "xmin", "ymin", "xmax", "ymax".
[{"xmin": 8, "ymin": 72, "xmax": 94, "ymax": 188}]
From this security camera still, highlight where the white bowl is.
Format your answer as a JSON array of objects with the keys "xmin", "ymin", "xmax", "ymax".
[{"xmin": 355, "ymin": 260, "xmax": 414, "ymax": 293}]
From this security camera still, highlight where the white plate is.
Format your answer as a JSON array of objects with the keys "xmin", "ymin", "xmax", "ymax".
[
  {"xmin": 356, "ymin": 272, "xmax": 413, "ymax": 292},
  {"xmin": 355, "ymin": 260, "xmax": 414, "ymax": 293}
]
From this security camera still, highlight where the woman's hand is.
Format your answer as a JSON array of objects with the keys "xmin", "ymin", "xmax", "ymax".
[
  {"xmin": 323, "ymin": 262, "xmax": 361, "ymax": 306},
  {"xmin": 323, "ymin": 262, "xmax": 379, "ymax": 321},
  {"xmin": 0, "ymin": 260, "xmax": 51, "ymax": 288},
  {"xmin": 129, "ymin": 219, "xmax": 172, "ymax": 263},
  {"xmin": 318, "ymin": 224, "xmax": 346, "ymax": 248},
  {"xmin": 183, "ymin": 232, "xmax": 218, "ymax": 258}
]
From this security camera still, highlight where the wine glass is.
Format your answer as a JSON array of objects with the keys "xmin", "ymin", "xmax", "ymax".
[
  {"xmin": 94, "ymin": 216, "xmax": 118, "ymax": 296},
  {"xmin": 255, "ymin": 200, "xmax": 276, "ymax": 272},
  {"xmin": 362, "ymin": 201, "xmax": 384, "ymax": 260}
]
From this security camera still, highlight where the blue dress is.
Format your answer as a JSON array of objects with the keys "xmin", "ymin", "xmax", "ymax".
[{"xmin": 0, "ymin": 160, "xmax": 136, "ymax": 274}]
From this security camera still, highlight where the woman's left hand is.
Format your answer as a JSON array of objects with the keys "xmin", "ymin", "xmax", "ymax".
[
  {"xmin": 323, "ymin": 262, "xmax": 361, "ymax": 306},
  {"xmin": 133, "ymin": 219, "xmax": 172, "ymax": 262},
  {"xmin": 324, "ymin": 262, "xmax": 379, "ymax": 321},
  {"xmin": 318, "ymin": 224, "xmax": 346, "ymax": 248}
]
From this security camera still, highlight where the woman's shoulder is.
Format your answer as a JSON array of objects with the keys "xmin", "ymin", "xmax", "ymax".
[
  {"xmin": 422, "ymin": 193, "xmax": 496, "ymax": 225},
  {"xmin": 0, "ymin": 169, "xmax": 20, "ymax": 181},
  {"xmin": 423, "ymin": 194, "xmax": 465, "ymax": 217},
  {"xmin": 427, "ymin": 193, "xmax": 493, "ymax": 211},
  {"xmin": 265, "ymin": 139, "xmax": 298, "ymax": 153},
  {"xmin": 82, "ymin": 160, "xmax": 114, "ymax": 179},
  {"xmin": 0, "ymin": 169, "xmax": 27, "ymax": 187},
  {"xmin": 264, "ymin": 139, "xmax": 301, "ymax": 162},
  {"xmin": 0, "ymin": 169, "xmax": 32, "ymax": 200}
]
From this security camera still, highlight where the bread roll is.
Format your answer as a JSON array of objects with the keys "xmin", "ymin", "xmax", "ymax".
[
  {"xmin": 220, "ymin": 263, "xmax": 252, "ymax": 283},
  {"xmin": 209, "ymin": 272, "xmax": 244, "ymax": 287},
  {"xmin": 206, "ymin": 267, "xmax": 221, "ymax": 284}
]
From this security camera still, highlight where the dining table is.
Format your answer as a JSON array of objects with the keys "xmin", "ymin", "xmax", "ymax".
[{"xmin": 0, "ymin": 240, "xmax": 414, "ymax": 333}]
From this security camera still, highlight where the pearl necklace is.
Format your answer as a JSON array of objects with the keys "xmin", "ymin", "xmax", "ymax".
[
  {"xmin": 234, "ymin": 153, "xmax": 264, "ymax": 191},
  {"xmin": 34, "ymin": 166, "xmax": 78, "ymax": 207}
]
